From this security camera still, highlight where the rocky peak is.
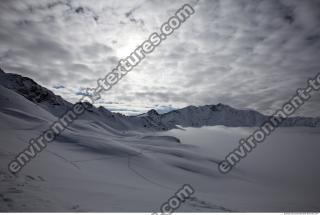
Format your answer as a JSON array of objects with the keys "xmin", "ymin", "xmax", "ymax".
[{"xmin": 147, "ymin": 109, "xmax": 159, "ymax": 116}]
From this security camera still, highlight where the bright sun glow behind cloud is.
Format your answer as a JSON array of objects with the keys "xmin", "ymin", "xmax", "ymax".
[{"xmin": 115, "ymin": 32, "xmax": 146, "ymax": 58}]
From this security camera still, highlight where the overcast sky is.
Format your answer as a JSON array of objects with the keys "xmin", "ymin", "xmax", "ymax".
[{"xmin": 1, "ymin": 0, "xmax": 320, "ymax": 116}]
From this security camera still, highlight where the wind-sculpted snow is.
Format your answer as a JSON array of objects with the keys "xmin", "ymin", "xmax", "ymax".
[
  {"xmin": 1, "ymin": 70, "xmax": 320, "ymax": 211},
  {"xmin": 141, "ymin": 135, "xmax": 181, "ymax": 143},
  {"xmin": 0, "ymin": 84, "xmax": 234, "ymax": 211}
]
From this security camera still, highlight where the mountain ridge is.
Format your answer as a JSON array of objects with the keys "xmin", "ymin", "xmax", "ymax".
[{"xmin": 0, "ymin": 68, "xmax": 319, "ymax": 130}]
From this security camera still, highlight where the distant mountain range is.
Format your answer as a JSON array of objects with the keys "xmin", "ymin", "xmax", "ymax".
[{"xmin": 0, "ymin": 68, "xmax": 319, "ymax": 131}]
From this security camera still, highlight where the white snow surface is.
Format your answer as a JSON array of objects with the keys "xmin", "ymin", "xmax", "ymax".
[
  {"xmin": 0, "ymin": 85, "xmax": 320, "ymax": 212},
  {"xmin": 0, "ymin": 72, "xmax": 320, "ymax": 212}
]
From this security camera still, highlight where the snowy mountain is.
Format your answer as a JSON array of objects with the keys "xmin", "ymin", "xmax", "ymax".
[
  {"xmin": 0, "ymin": 69, "xmax": 169, "ymax": 131},
  {"xmin": 0, "ymin": 68, "xmax": 73, "ymax": 117},
  {"xmin": 1, "ymin": 68, "xmax": 320, "ymax": 212},
  {"xmin": 0, "ymin": 69, "xmax": 319, "ymax": 131},
  {"xmin": 160, "ymin": 104, "xmax": 320, "ymax": 128}
]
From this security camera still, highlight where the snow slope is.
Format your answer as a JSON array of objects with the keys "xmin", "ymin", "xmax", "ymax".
[
  {"xmin": 0, "ymin": 85, "xmax": 233, "ymax": 212},
  {"xmin": 1, "ymin": 70, "xmax": 320, "ymax": 212}
]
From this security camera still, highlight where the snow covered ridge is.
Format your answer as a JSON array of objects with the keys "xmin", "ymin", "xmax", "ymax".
[
  {"xmin": 0, "ymin": 69, "xmax": 73, "ymax": 117},
  {"xmin": 0, "ymin": 69, "xmax": 319, "ymax": 131},
  {"xmin": 1, "ymin": 68, "xmax": 320, "ymax": 211}
]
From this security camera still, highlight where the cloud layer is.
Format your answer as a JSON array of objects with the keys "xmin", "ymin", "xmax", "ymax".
[{"xmin": 1, "ymin": 0, "xmax": 320, "ymax": 116}]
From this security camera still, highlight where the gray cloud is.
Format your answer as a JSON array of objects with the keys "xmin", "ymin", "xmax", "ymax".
[{"xmin": 1, "ymin": 0, "xmax": 320, "ymax": 116}]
